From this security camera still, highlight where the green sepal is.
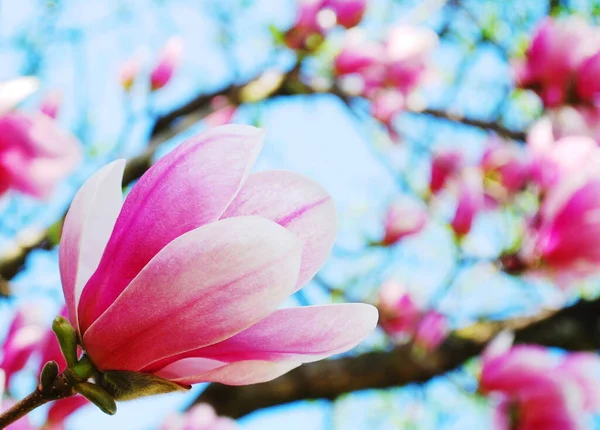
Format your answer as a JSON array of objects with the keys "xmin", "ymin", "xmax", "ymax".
[
  {"xmin": 97, "ymin": 370, "xmax": 191, "ymax": 401},
  {"xmin": 52, "ymin": 316, "xmax": 78, "ymax": 367},
  {"xmin": 75, "ymin": 382, "xmax": 117, "ymax": 415},
  {"xmin": 39, "ymin": 361, "xmax": 59, "ymax": 391}
]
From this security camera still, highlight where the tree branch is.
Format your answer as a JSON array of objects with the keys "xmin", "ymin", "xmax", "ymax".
[
  {"xmin": 0, "ymin": 68, "xmax": 525, "ymax": 293},
  {"xmin": 195, "ymin": 297, "xmax": 600, "ymax": 418}
]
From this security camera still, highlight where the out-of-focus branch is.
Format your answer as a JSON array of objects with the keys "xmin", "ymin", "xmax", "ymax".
[
  {"xmin": 195, "ymin": 297, "xmax": 600, "ymax": 418},
  {"xmin": 0, "ymin": 64, "xmax": 524, "ymax": 293}
]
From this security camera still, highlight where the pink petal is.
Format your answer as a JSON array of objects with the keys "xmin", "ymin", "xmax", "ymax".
[
  {"xmin": 59, "ymin": 160, "xmax": 125, "ymax": 328},
  {"xmin": 222, "ymin": 170, "xmax": 337, "ymax": 290},
  {"xmin": 78, "ymin": 125, "xmax": 264, "ymax": 331},
  {"xmin": 145, "ymin": 304, "xmax": 378, "ymax": 371},
  {"xmin": 82, "ymin": 216, "xmax": 302, "ymax": 371},
  {"xmin": 156, "ymin": 358, "xmax": 301, "ymax": 386}
]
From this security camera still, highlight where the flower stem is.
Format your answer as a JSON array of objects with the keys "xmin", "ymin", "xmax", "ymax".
[{"xmin": 0, "ymin": 373, "xmax": 75, "ymax": 428}]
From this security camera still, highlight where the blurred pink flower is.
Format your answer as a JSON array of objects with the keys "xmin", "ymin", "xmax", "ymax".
[
  {"xmin": 575, "ymin": 51, "xmax": 600, "ymax": 105},
  {"xmin": 429, "ymin": 148, "xmax": 463, "ymax": 194},
  {"xmin": 481, "ymin": 140, "xmax": 531, "ymax": 196},
  {"xmin": 413, "ymin": 311, "xmax": 448, "ymax": 352},
  {"xmin": 119, "ymin": 54, "xmax": 143, "ymax": 92},
  {"xmin": 59, "ymin": 124, "xmax": 378, "ymax": 386},
  {"xmin": 284, "ymin": 0, "xmax": 326, "ymax": 50},
  {"xmin": 377, "ymin": 280, "xmax": 421, "ymax": 340},
  {"xmin": 515, "ymin": 18, "xmax": 600, "ymax": 107},
  {"xmin": 371, "ymin": 89, "xmax": 404, "ymax": 139},
  {"xmin": 39, "ymin": 91, "xmax": 62, "ymax": 119},
  {"xmin": 383, "ymin": 25, "xmax": 438, "ymax": 94},
  {"xmin": 205, "ymin": 96, "xmax": 237, "ymax": 128},
  {"xmin": 333, "ymin": 37, "xmax": 383, "ymax": 78},
  {"xmin": 161, "ymin": 404, "xmax": 237, "ymax": 430},
  {"xmin": 0, "ymin": 112, "xmax": 81, "ymax": 198},
  {"xmin": 527, "ymin": 118, "xmax": 600, "ymax": 190},
  {"xmin": 479, "ymin": 337, "xmax": 599, "ymax": 430},
  {"xmin": 451, "ymin": 169, "xmax": 483, "ymax": 237},
  {"xmin": 381, "ymin": 197, "xmax": 428, "ymax": 245},
  {"xmin": 524, "ymin": 177, "xmax": 600, "ymax": 281},
  {"xmin": 150, "ymin": 37, "xmax": 184, "ymax": 91},
  {"xmin": 0, "ymin": 309, "xmax": 45, "ymax": 388},
  {"xmin": 322, "ymin": 0, "xmax": 366, "ymax": 29}
]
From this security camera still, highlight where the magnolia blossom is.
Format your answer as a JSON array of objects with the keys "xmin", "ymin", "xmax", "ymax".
[
  {"xmin": 322, "ymin": 0, "xmax": 366, "ymax": 29},
  {"xmin": 527, "ymin": 117, "xmax": 600, "ymax": 190},
  {"xmin": 381, "ymin": 197, "xmax": 428, "ymax": 245},
  {"xmin": 514, "ymin": 18, "xmax": 600, "ymax": 107},
  {"xmin": 39, "ymin": 91, "xmax": 62, "ymax": 119},
  {"xmin": 0, "ymin": 112, "xmax": 81, "ymax": 198},
  {"xmin": 59, "ymin": 125, "xmax": 377, "ymax": 387},
  {"xmin": 204, "ymin": 96, "xmax": 237, "ymax": 128},
  {"xmin": 150, "ymin": 37, "xmax": 183, "ymax": 91},
  {"xmin": 523, "ymin": 177, "xmax": 600, "ymax": 281},
  {"xmin": 384, "ymin": 25, "xmax": 438, "ymax": 94},
  {"xmin": 334, "ymin": 25, "xmax": 437, "ymax": 99},
  {"xmin": 377, "ymin": 280, "xmax": 421, "ymax": 340},
  {"xmin": 284, "ymin": 0, "xmax": 326, "ymax": 50},
  {"xmin": 481, "ymin": 140, "xmax": 531, "ymax": 196},
  {"xmin": 0, "ymin": 309, "xmax": 45, "ymax": 388},
  {"xmin": 161, "ymin": 404, "xmax": 237, "ymax": 430},
  {"xmin": 429, "ymin": 148, "xmax": 463, "ymax": 194},
  {"xmin": 413, "ymin": 311, "xmax": 448, "ymax": 352},
  {"xmin": 480, "ymin": 334, "xmax": 600, "ymax": 430},
  {"xmin": 371, "ymin": 89, "xmax": 404, "ymax": 139},
  {"xmin": 576, "ymin": 51, "xmax": 600, "ymax": 106},
  {"xmin": 119, "ymin": 54, "xmax": 143, "ymax": 92},
  {"xmin": 451, "ymin": 169, "xmax": 483, "ymax": 237}
]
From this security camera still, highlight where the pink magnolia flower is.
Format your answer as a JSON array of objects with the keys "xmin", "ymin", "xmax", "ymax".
[
  {"xmin": 481, "ymin": 140, "xmax": 531, "ymax": 196},
  {"xmin": 381, "ymin": 197, "xmax": 428, "ymax": 245},
  {"xmin": 119, "ymin": 54, "xmax": 143, "ymax": 92},
  {"xmin": 450, "ymin": 169, "xmax": 484, "ymax": 237},
  {"xmin": 59, "ymin": 125, "xmax": 377, "ymax": 386},
  {"xmin": 523, "ymin": 177, "xmax": 600, "ymax": 280},
  {"xmin": 515, "ymin": 18, "xmax": 600, "ymax": 107},
  {"xmin": 413, "ymin": 311, "xmax": 448, "ymax": 352},
  {"xmin": 161, "ymin": 404, "xmax": 237, "ymax": 430},
  {"xmin": 377, "ymin": 280, "xmax": 421, "ymax": 340},
  {"xmin": 0, "ymin": 308, "xmax": 45, "ymax": 388},
  {"xmin": 322, "ymin": 0, "xmax": 366, "ymax": 29},
  {"xmin": 575, "ymin": 51, "xmax": 600, "ymax": 105},
  {"xmin": 204, "ymin": 96, "xmax": 237, "ymax": 128},
  {"xmin": 333, "ymin": 36, "xmax": 383, "ymax": 78},
  {"xmin": 479, "ymin": 337, "xmax": 598, "ymax": 430},
  {"xmin": 371, "ymin": 89, "xmax": 404, "ymax": 139},
  {"xmin": 39, "ymin": 91, "xmax": 62, "ymax": 119},
  {"xmin": 383, "ymin": 25, "xmax": 438, "ymax": 94},
  {"xmin": 284, "ymin": 0, "xmax": 326, "ymax": 50},
  {"xmin": 429, "ymin": 148, "xmax": 463, "ymax": 194},
  {"xmin": 527, "ymin": 117, "xmax": 600, "ymax": 192},
  {"xmin": 150, "ymin": 37, "xmax": 184, "ymax": 91},
  {"xmin": 0, "ymin": 112, "xmax": 81, "ymax": 198}
]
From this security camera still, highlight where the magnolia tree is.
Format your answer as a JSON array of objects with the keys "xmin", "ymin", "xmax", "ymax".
[{"xmin": 1, "ymin": 0, "xmax": 600, "ymax": 429}]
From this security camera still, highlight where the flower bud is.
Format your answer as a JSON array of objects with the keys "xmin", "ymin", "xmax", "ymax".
[{"xmin": 52, "ymin": 316, "xmax": 78, "ymax": 368}]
